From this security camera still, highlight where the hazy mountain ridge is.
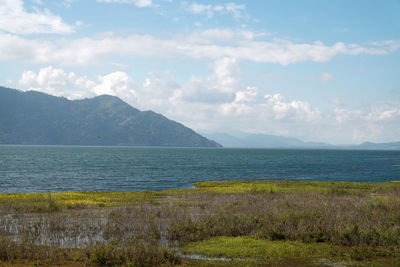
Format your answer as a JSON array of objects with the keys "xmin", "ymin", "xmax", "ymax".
[
  {"xmin": 0, "ymin": 86, "xmax": 220, "ymax": 147},
  {"xmin": 204, "ymin": 133, "xmax": 333, "ymax": 149},
  {"xmin": 204, "ymin": 132, "xmax": 400, "ymax": 150},
  {"xmin": 349, "ymin": 141, "xmax": 400, "ymax": 150}
]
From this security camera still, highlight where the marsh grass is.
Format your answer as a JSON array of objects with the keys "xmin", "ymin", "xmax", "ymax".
[
  {"xmin": 0, "ymin": 234, "xmax": 78, "ymax": 265},
  {"xmin": 193, "ymin": 180, "xmax": 400, "ymax": 194},
  {"xmin": 0, "ymin": 191, "xmax": 161, "ymax": 212},
  {"xmin": 183, "ymin": 236, "xmax": 338, "ymax": 263},
  {"xmin": 86, "ymin": 241, "xmax": 181, "ymax": 266},
  {"xmin": 1, "ymin": 180, "xmax": 400, "ymax": 266},
  {"xmin": 183, "ymin": 236, "xmax": 400, "ymax": 266}
]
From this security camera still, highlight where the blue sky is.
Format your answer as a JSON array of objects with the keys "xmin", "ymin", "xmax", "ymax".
[{"xmin": 1, "ymin": 0, "xmax": 400, "ymax": 144}]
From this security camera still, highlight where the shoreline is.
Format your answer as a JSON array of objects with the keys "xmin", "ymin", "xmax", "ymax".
[
  {"xmin": 1, "ymin": 179, "xmax": 399, "ymax": 195},
  {"xmin": 2, "ymin": 179, "xmax": 400, "ymax": 195}
]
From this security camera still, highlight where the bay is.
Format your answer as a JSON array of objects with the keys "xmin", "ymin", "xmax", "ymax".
[{"xmin": 0, "ymin": 145, "xmax": 399, "ymax": 193}]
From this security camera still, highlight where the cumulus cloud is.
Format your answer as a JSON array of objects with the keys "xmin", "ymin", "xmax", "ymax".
[
  {"xmin": 188, "ymin": 2, "xmax": 246, "ymax": 19},
  {"xmin": 234, "ymin": 86, "xmax": 258, "ymax": 103},
  {"xmin": 134, "ymin": 62, "xmax": 400, "ymax": 144},
  {"xmin": 91, "ymin": 71, "xmax": 137, "ymax": 102},
  {"xmin": 19, "ymin": 66, "xmax": 92, "ymax": 98},
  {"xmin": 330, "ymin": 105, "xmax": 400, "ymax": 143},
  {"xmin": 97, "ymin": 0, "xmax": 153, "ymax": 7},
  {"xmin": 1, "ymin": 30, "xmax": 399, "ymax": 66},
  {"xmin": 0, "ymin": 0, "xmax": 74, "ymax": 34},
  {"xmin": 18, "ymin": 63, "xmax": 400, "ymax": 144},
  {"xmin": 218, "ymin": 86, "xmax": 259, "ymax": 116},
  {"xmin": 18, "ymin": 66, "xmax": 137, "ymax": 101},
  {"xmin": 264, "ymin": 94, "xmax": 321, "ymax": 122},
  {"xmin": 176, "ymin": 57, "xmax": 241, "ymax": 103}
]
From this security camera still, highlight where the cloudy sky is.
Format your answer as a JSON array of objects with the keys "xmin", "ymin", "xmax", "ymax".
[{"xmin": 1, "ymin": 0, "xmax": 400, "ymax": 144}]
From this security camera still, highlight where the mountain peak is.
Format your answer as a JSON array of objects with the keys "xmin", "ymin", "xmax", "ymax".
[
  {"xmin": 93, "ymin": 94, "xmax": 120, "ymax": 100},
  {"xmin": 0, "ymin": 87, "xmax": 221, "ymax": 147}
]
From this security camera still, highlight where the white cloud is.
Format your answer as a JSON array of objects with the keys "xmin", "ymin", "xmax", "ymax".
[
  {"xmin": 138, "ymin": 73, "xmax": 181, "ymax": 111},
  {"xmin": 18, "ymin": 66, "xmax": 137, "ymax": 101},
  {"xmin": 189, "ymin": 3, "xmax": 218, "ymax": 18},
  {"xmin": 218, "ymin": 86, "xmax": 259, "ymax": 116},
  {"xmin": 225, "ymin": 2, "xmax": 246, "ymax": 19},
  {"xmin": 364, "ymin": 104, "xmax": 400, "ymax": 122},
  {"xmin": 319, "ymin": 72, "xmax": 334, "ymax": 82},
  {"xmin": 133, "ymin": 61, "xmax": 400, "ymax": 144},
  {"xmin": 17, "ymin": 64, "xmax": 400, "ymax": 144},
  {"xmin": 176, "ymin": 57, "xmax": 241, "ymax": 103},
  {"xmin": 97, "ymin": 0, "xmax": 153, "ymax": 7},
  {"xmin": 1, "ymin": 30, "xmax": 399, "ymax": 66},
  {"xmin": 264, "ymin": 94, "xmax": 321, "ymax": 122},
  {"xmin": 19, "ymin": 66, "xmax": 90, "ymax": 98},
  {"xmin": 142, "ymin": 73, "xmax": 180, "ymax": 99},
  {"xmin": 330, "ymin": 105, "xmax": 400, "ymax": 143},
  {"xmin": 234, "ymin": 86, "xmax": 258, "ymax": 103},
  {"xmin": 188, "ymin": 2, "xmax": 246, "ymax": 19},
  {"xmin": 367, "ymin": 40, "xmax": 400, "ymax": 53},
  {"xmin": 128, "ymin": 59, "xmax": 328, "ymax": 140},
  {"xmin": 0, "ymin": 0, "xmax": 74, "ymax": 34},
  {"xmin": 91, "ymin": 71, "xmax": 137, "ymax": 102}
]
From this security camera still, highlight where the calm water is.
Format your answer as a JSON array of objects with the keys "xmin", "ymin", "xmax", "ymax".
[{"xmin": 0, "ymin": 145, "xmax": 399, "ymax": 193}]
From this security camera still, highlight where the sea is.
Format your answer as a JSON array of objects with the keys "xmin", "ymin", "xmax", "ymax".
[{"xmin": 0, "ymin": 145, "xmax": 399, "ymax": 193}]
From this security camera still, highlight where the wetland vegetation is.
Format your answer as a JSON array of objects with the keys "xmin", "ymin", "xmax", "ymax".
[{"xmin": 1, "ymin": 180, "xmax": 400, "ymax": 266}]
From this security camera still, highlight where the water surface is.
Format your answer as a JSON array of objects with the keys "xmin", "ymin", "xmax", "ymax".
[{"xmin": 0, "ymin": 145, "xmax": 399, "ymax": 193}]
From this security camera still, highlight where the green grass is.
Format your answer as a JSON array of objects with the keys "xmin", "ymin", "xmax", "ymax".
[
  {"xmin": 2, "ymin": 180, "xmax": 399, "ymax": 212},
  {"xmin": 193, "ymin": 180, "xmax": 400, "ymax": 195},
  {"xmin": 183, "ymin": 236, "xmax": 400, "ymax": 266},
  {"xmin": 0, "ymin": 190, "xmax": 161, "ymax": 212},
  {"xmin": 183, "ymin": 236, "xmax": 333, "ymax": 259}
]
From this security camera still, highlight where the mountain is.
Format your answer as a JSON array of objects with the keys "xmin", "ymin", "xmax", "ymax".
[
  {"xmin": 351, "ymin": 141, "xmax": 400, "ymax": 150},
  {"xmin": 204, "ymin": 132, "xmax": 332, "ymax": 149},
  {"xmin": 204, "ymin": 132, "xmax": 400, "ymax": 150},
  {"xmin": 0, "ymin": 86, "xmax": 221, "ymax": 147}
]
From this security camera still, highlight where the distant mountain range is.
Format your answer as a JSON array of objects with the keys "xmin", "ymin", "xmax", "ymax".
[
  {"xmin": 203, "ymin": 133, "xmax": 333, "ymax": 149},
  {"xmin": 204, "ymin": 132, "xmax": 400, "ymax": 150},
  {"xmin": 0, "ymin": 86, "xmax": 220, "ymax": 147},
  {"xmin": 351, "ymin": 141, "xmax": 400, "ymax": 150}
]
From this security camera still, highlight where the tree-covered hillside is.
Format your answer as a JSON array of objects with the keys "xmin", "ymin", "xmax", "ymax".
[{"xmin": 0, "ymin": 87, "xmax": 221, "ymax": 147}]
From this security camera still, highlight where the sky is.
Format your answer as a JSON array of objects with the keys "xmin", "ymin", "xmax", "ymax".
[{"xmin": 1, "ymin": 0, "xmax": 400, "ymax": 144}]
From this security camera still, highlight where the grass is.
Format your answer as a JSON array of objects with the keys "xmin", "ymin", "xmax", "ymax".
[
  {"xmin": 183, "ymin": 236, "xmax": 331, "ymax": 259},
  {"xmin": 1, "ymin": 180, "xmax": 400, "ymax": 266},
  {"xmin": 182, "ymin": 236, "xmax": 400, "ymax": 266},
  {"xmin": 193, "ymin": 180, "xmax": 400, "ymax": 194},
  {"xmin": 0, "ymin": 190, "xmax": 160, "ymax": 212}
]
